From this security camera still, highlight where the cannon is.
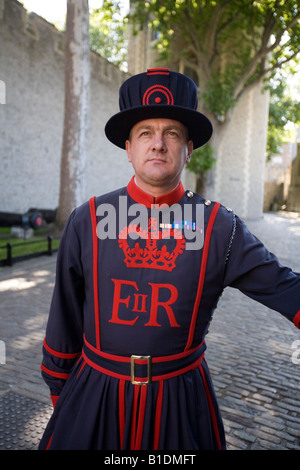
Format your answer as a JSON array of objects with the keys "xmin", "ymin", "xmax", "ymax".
[
  {"xmin": 27, "ymin": 208, "xmax": 56, "ymax": 224},
  {"xmin": 0, "ymin": 211, "xmax": 43, "ymax": 230}
]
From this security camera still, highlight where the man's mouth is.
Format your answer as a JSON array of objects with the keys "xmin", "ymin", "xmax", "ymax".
[{"xmin": 147, "ymin": 156, "xmax": 167, "ymax": 163}]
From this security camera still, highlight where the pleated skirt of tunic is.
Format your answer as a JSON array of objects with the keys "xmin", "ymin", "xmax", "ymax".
[{"xmin": 39, "ymin": 355, "xmax": 226, "ymax": 450}]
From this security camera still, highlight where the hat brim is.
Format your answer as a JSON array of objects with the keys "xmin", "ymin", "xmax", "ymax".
[{"xmin": 104, "ymin": 105, "xmax": 213, "ymax": 149}]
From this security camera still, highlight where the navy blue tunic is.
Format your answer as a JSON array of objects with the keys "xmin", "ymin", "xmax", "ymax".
[{"xmin": 39, "ymin": 177, "xmax": 300, "ymax": 450}]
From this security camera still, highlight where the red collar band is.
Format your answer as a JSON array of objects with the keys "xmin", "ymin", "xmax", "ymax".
[{"xmin": 127, "ymin": 176, "xmax": 185, "ymax": 208}]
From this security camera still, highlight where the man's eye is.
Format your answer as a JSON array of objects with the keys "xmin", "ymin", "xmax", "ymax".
[{"xmin": 166, "ymin": 131, "xmax": 178, "ymax": 137}]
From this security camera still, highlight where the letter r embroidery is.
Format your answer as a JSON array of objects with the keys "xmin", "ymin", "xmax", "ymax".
[{"xmin": 145, "ymin": 283, "xmax": 179, "ymax": 327}]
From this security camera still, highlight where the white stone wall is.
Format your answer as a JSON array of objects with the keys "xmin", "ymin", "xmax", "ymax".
[
  {"xmin": 0, "ymin": 0, "xmax": 133, "ymax": 214},
  {"xmin": 213, "ymin": 84, "xmax": 269, "ymax": 219},
  {"xmin": 1, "ymin": 0, "xmax": 271, "ymax": 220}
]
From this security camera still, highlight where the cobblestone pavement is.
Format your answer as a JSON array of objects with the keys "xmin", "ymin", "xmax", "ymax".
[{"xmin": 0, "ymin": 211, "xmax": 299, "ymax": 451}]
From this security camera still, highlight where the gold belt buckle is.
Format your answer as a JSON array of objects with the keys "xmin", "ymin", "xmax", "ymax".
[{"xmin": 131, "ymin": 355, "xmax": 152, "ymax": 385}]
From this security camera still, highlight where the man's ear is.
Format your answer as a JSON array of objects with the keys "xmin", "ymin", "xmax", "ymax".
[
  {"xmin": 126, "ymin": 140, "xmax": 132, "ymax": 162},
  {"xmin": 186, "ymin": 140, "xmax": 193, "ymax": 163}
]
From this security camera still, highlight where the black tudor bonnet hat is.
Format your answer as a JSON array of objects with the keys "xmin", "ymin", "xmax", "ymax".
[{"xmin": 104, "ymin": 68, "xmax": 213, "ymax": 149}]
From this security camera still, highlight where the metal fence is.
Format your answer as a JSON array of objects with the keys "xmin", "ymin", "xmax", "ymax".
[{"xmin": 0, "ymin": 236, "xmax": 59, "ymax": 267}]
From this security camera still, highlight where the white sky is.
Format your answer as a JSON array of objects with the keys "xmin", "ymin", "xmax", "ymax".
[
  {"xmin": 20, "ymin": 0, "xmax": 299, "ymax": 100},
  {"xmin": 21, "ymin": 0, "xmax": 67, "ymax": 25},
  {"xmin": 20, "ymin": 1, "xmax": 125, "ymax": 26}
]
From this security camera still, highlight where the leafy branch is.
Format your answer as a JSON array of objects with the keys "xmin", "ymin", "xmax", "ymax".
[{"xmin": 129, "ymin": 0, "xmax": 300, "ymax": 122}]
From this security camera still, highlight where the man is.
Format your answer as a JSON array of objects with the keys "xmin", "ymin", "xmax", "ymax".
[{"xmin": 39, "ymin": 69, "xmax": 300, "ymax": 450}]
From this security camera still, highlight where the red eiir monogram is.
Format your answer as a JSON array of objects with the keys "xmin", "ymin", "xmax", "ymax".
[
  {"xmin": 110, "ymin": 279, "xmax": 180, "ymax": 327},
  {"xmin": 133, "ymin": 293, "xmax": 148, "ymax": 313}
]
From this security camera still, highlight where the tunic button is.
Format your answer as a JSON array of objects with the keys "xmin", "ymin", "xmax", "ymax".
[
  {"xmin": 186, "ymin": 190, "xmax": 194, "ymax": 198},
  {"xmin": 226, "ymin": 207, "xmax": 233, "ymax": 212},
  {"xmin": 204, "ymin": 199, "xmax": 211, "ymax": 206}
]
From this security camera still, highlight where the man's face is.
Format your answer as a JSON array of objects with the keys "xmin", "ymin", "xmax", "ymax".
[{"xmin": 126, "ymin": 118, "xmax": 193, "ymax": 193}]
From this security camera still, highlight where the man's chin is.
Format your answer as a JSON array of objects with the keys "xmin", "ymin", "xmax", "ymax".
[{"xmin": 143, "ymin": 173, "xmax": 173, "ymax": 187}]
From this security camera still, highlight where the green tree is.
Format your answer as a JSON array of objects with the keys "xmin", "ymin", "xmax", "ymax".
[
  {"xmin": 89, "ymin": 0, "xmax": 128, "ymax": 71},
  {"xmin": 186, "ymin": 143, "xmax": 216, "ymax": 193},
  {"xmin": 130, "ymin": 0, "xmax": 300, "ymax": 118},
  {"xmin": 267, "ymin": 67, "xmax": 300, "ymax": 158},
  {"xmin": 130, "ymin": 0, "xmax": 300, "ymax": 182}
]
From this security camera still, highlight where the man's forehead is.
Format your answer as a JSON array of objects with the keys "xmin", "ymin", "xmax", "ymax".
[{"xmin": 132, "ymin": 118, "xmax": 186, "ymax": 132}]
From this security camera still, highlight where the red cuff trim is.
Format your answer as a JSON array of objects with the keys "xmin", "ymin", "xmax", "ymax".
[
  {"xmin": 50, "ymin": 395, "xmax": 59, "ymax": 408},
  {"xmin": 41, "ymin": 363, "xmax": 70, "ymax": 380},
  {"xmin": 293, "ymin": 309, "xmax": 300, "ymax": 329},
  {"xmin": 43, "ymin": 338, "xmax": 80, "ymax": 359}
]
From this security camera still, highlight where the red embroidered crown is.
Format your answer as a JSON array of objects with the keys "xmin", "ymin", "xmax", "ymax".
[{"xmin": 118, "ymin": 218, "xmax": 185, "ymax": 272}]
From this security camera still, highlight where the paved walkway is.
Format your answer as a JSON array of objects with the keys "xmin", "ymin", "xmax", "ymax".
[{"xmin": 0, "ymin": 211, "xmax": 299, "ymax": 450}]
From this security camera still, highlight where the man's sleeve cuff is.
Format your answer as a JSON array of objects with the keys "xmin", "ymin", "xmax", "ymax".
[{"xmin": 293, "ymin": 309, "xmax": 300, "ymax": 329}]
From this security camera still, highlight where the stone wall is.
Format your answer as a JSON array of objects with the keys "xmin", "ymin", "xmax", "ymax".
[
  {"xmin": 287, "ymin": 138, "xmax": 300, "ymax": 212},
  {"xmin": 0, "ymin": 0, "xmax": 133, "ymax": 214},
  {"xmin": 263, "ymin": 142, "xmax": 294, "ymax": 212},
  {"xmin": 213, "ymin": 84, "xmax": 270, "ymax": 219},
  {"xmin": 0, "ymin": 0, "xmax": 275, "ymax": 220}
]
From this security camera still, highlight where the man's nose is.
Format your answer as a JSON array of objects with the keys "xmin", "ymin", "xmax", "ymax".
[{"xmin": 152, "ymin": 133, "xmax": 167, "ymax": 152}]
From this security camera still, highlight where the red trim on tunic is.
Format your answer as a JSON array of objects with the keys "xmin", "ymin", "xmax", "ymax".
[
  {"xmin": 185, "ymin": 202, "xmax": 221, "ymax": 351},
  {"xmin": 83, "ymin": 333, "xmax": 203, "ymax": 364},
  {"xmin": 127, "ymin": 176, "xmax": 185, "ymax": 208},
  {"xmin": 43, "ymin": 338, "xmax": 80, "ymax": 359},
  {"xmin": 119, "ymin": 380, "xmax": 126, "ymax": 449},
  {"xmin": 134, "ymin": 385, "xmax": 148, "ymax": 450},
  {"xmin": 45, "ymin": 433, "xmax": 53, "ymax": 450},
  {"xmin": 130, "ymin": 385, "xmax": 140, "ymax": 449},
  {"xmin": 76, "ymin": 360, "xmax": 86, "ymax": 378},
  {"xmin": 198, "ymin": 364, "xmax": 222, "ymax": 450},
  {"xmin": 50, "ymin": 395, "xmax": 59, "ymax": 408},
  {"xmin": 41, "ymin": 364, "xmax": 70, "ymax": 380},
  {"xmin": 293, "ymin": 309, "xmax": 300, "ymax": 329},
  {"xmin": 89, "ymin": 197, "xmax": 101, "ymax": 350},
  {"xmin": 153, "ymin": 381, "xmax": 164, "ymax": 450}
]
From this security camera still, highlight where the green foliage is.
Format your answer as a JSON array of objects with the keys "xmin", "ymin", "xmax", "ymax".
[
  {"xmin": 186, "ymin": 143, "xmax": 216, "ymax": 175},
  {"xmin": 89, "ymin": 0, "xmax": 128, "ymax": 71},
  {"xmin": 267, "ymin": 68, "xmax": 300, "ymax": 157},
  {"xmin": 130, "ymin": 0, "xmax": 300, "ymax": 119},
  {"xmin": 201, "ymin": 72, "xmax": 237, "ymax": 117}
]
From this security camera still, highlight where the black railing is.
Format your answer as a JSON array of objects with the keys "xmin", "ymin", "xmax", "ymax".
[{"xmin": 0, "ymin": 236, "xmax": 59, "ymax": 267}]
